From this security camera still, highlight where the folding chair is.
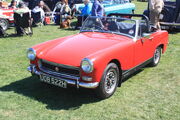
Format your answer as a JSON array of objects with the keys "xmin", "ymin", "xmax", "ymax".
[
  {"xmin": 14, "ymin": 12, "xmax": 33, "ymax": 36},
  {"xmin": 31, "ymin": 11, "xmax": 44, "ymax": 26}
]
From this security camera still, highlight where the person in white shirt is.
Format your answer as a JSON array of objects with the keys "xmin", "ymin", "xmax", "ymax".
[
  {"xmin": 149, "ymin": 0, "xmax": 164, "ymax": 30},
  {"xmin": 32, "ymin": 1, "xmax": 45, "ymax": 21}
]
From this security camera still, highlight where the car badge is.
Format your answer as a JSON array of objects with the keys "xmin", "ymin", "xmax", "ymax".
[{"xmin": 55, "ymin": 67, "xmax": 59, "ymax": 72}]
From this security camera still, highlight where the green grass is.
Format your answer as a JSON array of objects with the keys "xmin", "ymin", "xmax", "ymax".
[{"xmin": 0, "ymin": 1, "xmax": 180, "ymax": 120}]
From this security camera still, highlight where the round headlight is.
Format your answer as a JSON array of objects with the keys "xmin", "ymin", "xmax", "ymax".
[
  {"xmin": 27, "ymin": 48, "xmax": 36, "ymax": 60},
  {"xmin": 81, "ymin": 58, "xmax": 94, "ymax": 73}
]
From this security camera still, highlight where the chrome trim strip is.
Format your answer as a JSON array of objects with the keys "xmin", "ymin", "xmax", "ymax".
[
  {"xmin": 80, "ymin": 30, "xmax": 134, "ymax": 39},
  {"xmin": 27, "ymin": 64, "xmax": 40, "ymax": 75},
  {"xmin": 79, "ymin": 82, "xmax": 99, "ymax": 89},
  {"xmin": 160, "ymin": 22, "xmax": 180, "ymax": 26},
  {"xmin": 122, "ymin": 57, "xmax": 153, "ymax": 76},
  {"xmin": 27, "ymin": 64, "xmax": 99, "ymax": 89},
  {"xmin": 133, "ymin": 20, "xmax": 140, "ymax": 42}
]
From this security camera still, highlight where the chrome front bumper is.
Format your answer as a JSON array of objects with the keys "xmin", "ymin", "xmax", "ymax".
[{"xmin": 27, "ymin": 64, "xmax": 99, "ymax": 89}]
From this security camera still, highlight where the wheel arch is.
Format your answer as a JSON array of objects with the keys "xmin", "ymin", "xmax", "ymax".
[
  {"xmin": 108, "ymin": 59, "xmax": 121, "ymax": 69},
  {"xmin": 108, "ymin": 59, "xmax": 122, "ymax": 86},
  {"xmin": 158, "ymin": 44, "xmax": 165, "ymax": 53}
]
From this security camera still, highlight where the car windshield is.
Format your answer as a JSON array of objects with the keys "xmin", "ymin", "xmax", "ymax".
[{"xmin": 80, "ymin": 16, "xmax": 136, "ymax": 37}]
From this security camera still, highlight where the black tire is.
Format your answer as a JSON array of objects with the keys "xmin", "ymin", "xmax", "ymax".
[
  {"xmin": 0, "ymin": 19, "xmax": 9, "ymax": 30},
  {"xmin": 149, "ymin": 47, "xmax": 161, "ymax": 67},
  {"xmin": 95, "ymin": 63, "xmax": 120, "ymax": 99}
]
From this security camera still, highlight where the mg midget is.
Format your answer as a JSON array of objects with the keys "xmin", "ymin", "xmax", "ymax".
[{"xmin": 27, "ymin": 14, "xmax": 168, "ymax": 99}]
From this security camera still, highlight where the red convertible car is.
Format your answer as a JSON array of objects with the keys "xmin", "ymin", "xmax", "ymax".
[{"xmin": 27, "ymin": 14, "xmax": 168, "ymax": 99}]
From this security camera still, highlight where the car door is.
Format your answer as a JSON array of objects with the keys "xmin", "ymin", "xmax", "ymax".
[{"xmin": 134, "ymin": 24, "xmax": 156, "ymax": 67}]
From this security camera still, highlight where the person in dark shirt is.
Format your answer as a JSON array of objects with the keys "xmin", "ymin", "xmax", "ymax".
[{"xmin": 91, "ymin": 0, "xmax": 104, "ymax": 17}]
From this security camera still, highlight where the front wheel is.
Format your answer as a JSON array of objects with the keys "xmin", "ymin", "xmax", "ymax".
[
  {"xmin": 150, "ymin": 47, "xmax": 162, "ymax": 67},
  {"xmin": 95, "ymin": 63, "xmax": 120, "ymax": 99},
  {"xmin": 0, "ymin": 19, "xmax": 9, "ymax": 30}
]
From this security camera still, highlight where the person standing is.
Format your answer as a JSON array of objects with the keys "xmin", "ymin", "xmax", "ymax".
[
  {"xmin": 9, "ymin": 0, "xmax": 18, "ymax": 9},
  {"xmin": 149, "ymin": 0, "xmax": 164, "ymax": 30},
  {"xmin": 91, "ymin": 0, "xmax": 104, "ymax": 17},
  {"xmin": 75, "ymin": 0, "xmax": 92, "ymax": 29}
]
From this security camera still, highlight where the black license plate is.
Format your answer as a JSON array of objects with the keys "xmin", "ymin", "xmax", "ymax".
[{"xmin": 40, "ymin": 74, "xmax": 67, "ymax": 88}]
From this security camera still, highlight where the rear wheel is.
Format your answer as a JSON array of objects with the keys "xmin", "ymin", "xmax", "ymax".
[
  {"xmin": 150, "ymin": 47, "xmax": 161, "ymax": 67},
  {"xmin": 0, "ymin": 19, "xmax": 9, "ymax": 30},
  {"xmin": 95, "ymin": 63, "xmax": 119, "ymax": 99}
]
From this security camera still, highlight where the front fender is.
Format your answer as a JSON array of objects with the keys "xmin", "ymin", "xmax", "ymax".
[{"xmin": 87, "ymin": 42, "xmax": 134, "ymax": 83}]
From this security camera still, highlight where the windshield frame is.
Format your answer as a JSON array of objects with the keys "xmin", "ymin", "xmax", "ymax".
[{"xmin": 80, "ymin": 16, "xmax": 138, "ymax": 39}]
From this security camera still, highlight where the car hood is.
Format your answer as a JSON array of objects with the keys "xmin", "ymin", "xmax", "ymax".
[{"xmin": 38, "ymin": 32, "xmax": 131, "ymax": 67}]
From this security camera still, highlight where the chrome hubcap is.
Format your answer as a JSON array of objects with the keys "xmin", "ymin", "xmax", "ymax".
[
  {"xmin": 154, "ymin": 49, "xmax": 160, "ymax": 64},
  {"xmin": 105, "ymin": 69, "xmax": 117, "ymax": 94},
  {"xmin": 0, "ymin": 20, "xmax": 7, "ymax": 30}
]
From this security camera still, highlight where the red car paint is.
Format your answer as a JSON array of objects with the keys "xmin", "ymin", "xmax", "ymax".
[{"xmin": 30, "ymin": 30, "xmax": 168, "ymax": 83}]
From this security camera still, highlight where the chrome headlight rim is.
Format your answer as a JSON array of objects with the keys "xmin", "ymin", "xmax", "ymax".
[
  {"xmin": 27, "ymin": 48, "xmax": 36, "ymax": 61},
  {"xmin": 81, "ymin": 58, "xmax": 94, "ymax": 73}
]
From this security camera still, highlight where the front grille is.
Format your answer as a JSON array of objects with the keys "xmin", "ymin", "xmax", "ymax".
[{"xmin": 39, "ymin": 59, "xmax": 80, "ymax": 77}]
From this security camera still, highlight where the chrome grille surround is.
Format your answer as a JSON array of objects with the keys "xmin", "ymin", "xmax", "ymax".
[{"xmin": 38, "ymin": 59, "xmax": 80, "ymax": 81}]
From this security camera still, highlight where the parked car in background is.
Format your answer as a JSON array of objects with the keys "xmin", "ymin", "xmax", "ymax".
[
  {"xmin": 73, "ymin": 0, "xmax": 135, "ymax": 16},
  {"xmin": 143, "ymin": 0, "xmax": 180, "ymax": 29},
  {"xmin": 27, "ymin": 14, "xmax": 168, "ymax": 99},
  {"xmin": 0, "ymin": 8, "xmax": 14, "ymax": 30}
]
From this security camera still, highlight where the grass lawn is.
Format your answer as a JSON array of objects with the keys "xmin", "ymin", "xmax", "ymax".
[{"xmin": 0, "ymin": 1, "xmax": 180, "ymax": 120}]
